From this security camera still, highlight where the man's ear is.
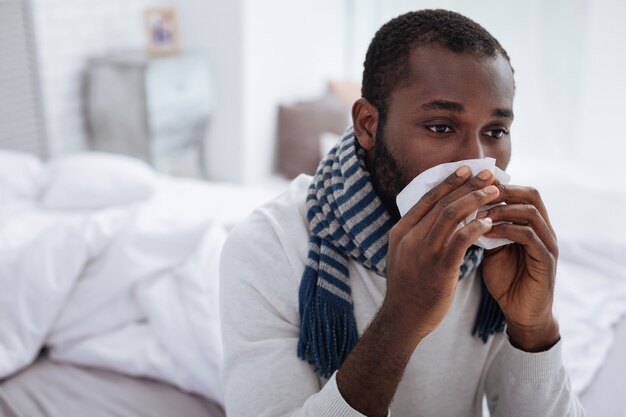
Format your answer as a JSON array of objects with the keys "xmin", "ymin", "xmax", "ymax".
[{"xmin": 352, "ymin": 98, "xmax": 379, "ymax": 151}]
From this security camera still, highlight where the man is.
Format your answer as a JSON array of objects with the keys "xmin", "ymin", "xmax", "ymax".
[{"xmin": 220, "ymin": 9, "xmax": 586, "ymax": 417}]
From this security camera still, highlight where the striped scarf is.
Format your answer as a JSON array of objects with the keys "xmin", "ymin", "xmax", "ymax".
[{"xmin": 297, "ymin": 127, "xmax": 505, "ymax": 379}]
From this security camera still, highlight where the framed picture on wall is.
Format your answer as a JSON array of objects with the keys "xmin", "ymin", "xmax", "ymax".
[{"xmin": 144, "ymin": 7, "xmax": 180, "ymax": 55}]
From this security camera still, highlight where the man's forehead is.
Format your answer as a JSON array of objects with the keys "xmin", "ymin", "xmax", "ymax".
[
  {"xmin": 404, "ymin": 45, "xmax": 515, "ymax": 98},
  {"xmin": 398, "ymin": 45, "xmax": 515, "ymax": 109}
]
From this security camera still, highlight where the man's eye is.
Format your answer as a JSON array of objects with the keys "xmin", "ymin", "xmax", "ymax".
[
  {"xmin": 485, "ymin": 129, "xmax": 508, "ymax": 139},
  {"xmin": 428, "ymin": 125, "xmax": 453, "ymax": 134}
]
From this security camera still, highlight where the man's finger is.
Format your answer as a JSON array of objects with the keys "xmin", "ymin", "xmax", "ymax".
[
  {"xmin": 415, "ymin": 185, "xmax": 500, "ymax": 251},
  {"xmin": 479, "ymin": 204, "xmax": 558, "ymax": 257},
  {"xmin": 490, "ymin": 180, "xmax": 556, "ymax": 238},
  {"xmin": 396, "ymin": 166, "xmax": 472, "ymax": 232},
  {"xmin": 485, "ymin": 223, "xmax": 555, "ymax": 269},
  {"xmin": 443, "ymin": 217, "xmax": 494, "ymax": 271}
]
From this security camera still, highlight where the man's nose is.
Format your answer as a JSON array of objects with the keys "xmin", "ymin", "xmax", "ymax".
[{"xmin": 462, "ymin": 134, "xmax": 485, "ymax": 160}]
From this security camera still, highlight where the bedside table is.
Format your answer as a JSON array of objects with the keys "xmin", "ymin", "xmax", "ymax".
[{"xmin": 85, "ymin": 52, "xmax": 213, "ymax": 178}]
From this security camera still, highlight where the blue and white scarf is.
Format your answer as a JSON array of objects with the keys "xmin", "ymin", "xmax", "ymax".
[{"xmin": 297, "ymin": 127, "xmax": 505, "ymax": 378}]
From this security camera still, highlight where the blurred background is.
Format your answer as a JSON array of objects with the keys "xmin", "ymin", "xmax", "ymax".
[
  {"xmin": 2, "ymin": 0, "xmax": 624, "ymax": 186},
  {"xmin": 1, "ymin": 1, "xmax": 626, "ymax": 415}
]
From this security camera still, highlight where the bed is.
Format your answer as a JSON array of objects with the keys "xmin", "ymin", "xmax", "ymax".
[
  {"xmin": 0, "ymin": 149, "xmax": 624, "ymax": 417},
  {"xmin": 0, "ymin": 149, "xmax": 284, "ymax": 417}
]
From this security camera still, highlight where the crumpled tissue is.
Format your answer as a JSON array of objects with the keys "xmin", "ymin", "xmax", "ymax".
[{"xmin": 396, "ymin": 157, "xmax": 513, "ymax": 250}]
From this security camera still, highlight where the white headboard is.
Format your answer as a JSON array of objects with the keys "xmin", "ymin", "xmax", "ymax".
[{"xmin": 0, "ymin": 0, "xmax": 47, "ymax": 158}]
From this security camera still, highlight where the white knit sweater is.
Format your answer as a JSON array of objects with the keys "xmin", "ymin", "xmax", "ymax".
[{"xmin": 219, "ymin": 175, "xmax": 586, "ymax": 417}]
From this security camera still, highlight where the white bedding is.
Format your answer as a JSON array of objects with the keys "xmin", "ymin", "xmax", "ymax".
[
  {"xmin": 0, "ymin": 155, "xmax": 282, "ymax": 405},
  {"xmin": 0, "ymin": 150, "xmax": 624, "ymax": 406}
]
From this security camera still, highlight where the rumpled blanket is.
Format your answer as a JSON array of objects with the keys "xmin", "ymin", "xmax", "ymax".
[{"xmin": 0, "ymin": 201, "xmax": 226, "ymax": 404}]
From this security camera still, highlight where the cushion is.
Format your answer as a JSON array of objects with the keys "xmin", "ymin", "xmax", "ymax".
[
  {"xmin": 277, "ymin": 96, "xmax": 349, "ymax": 179},
  {"xmin": 40, "ymin": 152, "xmax": 157, "ymax": 210}
]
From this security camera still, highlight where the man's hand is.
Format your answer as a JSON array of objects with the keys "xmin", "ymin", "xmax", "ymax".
[
  {"xmin": 383, "ymin": 166, "xmax": 500, "ymax": 342},
  {"xmin": 478, "ymin": 183, "xmax": 561, "ymax": 352}
]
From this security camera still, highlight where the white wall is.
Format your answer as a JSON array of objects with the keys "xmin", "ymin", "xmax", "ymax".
[
  {"xmin": 240, "ymin": 0, "xmax": 348, "ymax": 183},
  {"xmin": 31, "ymin": 0, "xmax": 171, "ymax": 157},
  {"xmin": 577, "ymin": 0, "xmax": 626, "ymax": 180},
  {"xmin": 172, "ymin": 0, "xmax": 245, "ymax": 182},
  {"xmin": 173, "ymin": 0, "xmax": 350, "ymax": 183}
]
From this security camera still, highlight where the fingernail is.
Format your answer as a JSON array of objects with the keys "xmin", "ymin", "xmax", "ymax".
[
  {"xmin": 483, "ymin": 185, "xmax": 498, "ymax": 194},
  {"xmin": 477, "ymin": 169, "xmax": 492, "ymax": 180},
  {"xmin": 456, "ymin": 166, "xmax": 470, "ymax": 177},
  {"xmin": 476, "ymin": 210, "xmax": 489, "ymax": 218},
  {"xmin": 479, "ymin": 217, "xmax": 492, "ymax": 227}
]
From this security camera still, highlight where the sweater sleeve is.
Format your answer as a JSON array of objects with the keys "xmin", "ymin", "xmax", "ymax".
[
  {"xmin": 485, "ymin": 336, "xmax": 587, "ymax": 416},
  {"xmin": 219, "ymin": 210, "xmax": 372, "ymax": 417}
]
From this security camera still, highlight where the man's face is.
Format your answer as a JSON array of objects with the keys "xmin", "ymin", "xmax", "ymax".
[{"xmin": 366, "ymin": 45, "xmax": 515, "ymax": 219}]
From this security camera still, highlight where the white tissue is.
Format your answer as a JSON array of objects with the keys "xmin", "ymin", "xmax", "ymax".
[{"xmin": 396, "ymin": 157, "xmax": 513, "ymax": 250}]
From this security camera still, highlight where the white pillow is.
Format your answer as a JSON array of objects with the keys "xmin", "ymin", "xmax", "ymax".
[
  {"xmin": 41, "ymin": 152, "xmax": 157, "ymax": 210},
  {"xmin": 0, "ymin": 150, "xmax": 45, "ymax": 200}
]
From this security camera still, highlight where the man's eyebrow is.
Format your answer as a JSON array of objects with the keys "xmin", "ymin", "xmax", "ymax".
[
  {"xmin": 420, "ymin": 100, "xmax": 514, "ymax": 119},
  {"xmin": 493, "ymin": 108, "xmax": 514, "ymax": 119},
  {"xmin": 420, "ymin": 100, "xmax": 465, "ymax": 112}
]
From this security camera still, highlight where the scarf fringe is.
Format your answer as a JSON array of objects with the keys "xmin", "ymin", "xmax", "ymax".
[{"xmin": 298, "ymin": 259, "xmax": 358, "ymax": 379}]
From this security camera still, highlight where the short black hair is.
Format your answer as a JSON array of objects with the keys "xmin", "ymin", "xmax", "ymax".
[{"xmin": 362, "ymin": 9, "xmax": 513, "ymax": 122}]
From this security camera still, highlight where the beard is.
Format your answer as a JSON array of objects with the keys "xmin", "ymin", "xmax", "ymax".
[{"xmin": 368, "ymin": 121, "xmax": 411, "ymax": 223}]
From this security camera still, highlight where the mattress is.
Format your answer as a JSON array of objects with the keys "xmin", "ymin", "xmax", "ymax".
[{"xmin": 0, "ymin": 355, "xmax": 225, "ymax": 417}]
